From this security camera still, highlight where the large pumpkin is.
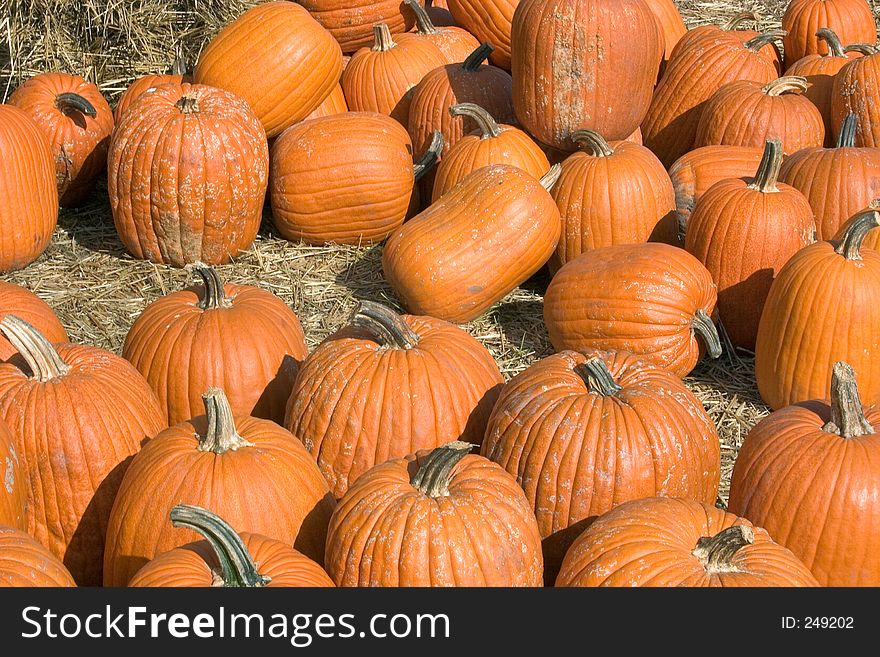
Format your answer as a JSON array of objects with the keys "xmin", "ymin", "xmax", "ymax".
[
  {"xmin": 446, "ymin": 0, "xmax": 519, "ymax": 69},
  {"xmin": 304, "ymin": 83, "xmax": 349, "ymax": 120},
  {"xmin": 544, "ymin": 243, "xmax": 722, "ymax": 377},
  {"xmin": 0, "ymin": 419, "xmax": 25, "ymax": 530},
  {"xmin": 512, "ymin": 0, "xmax": 663, "ymax": 150},
  {"xmin": 193, "ymin": 1, "xmax": 342, "ymax": 138},
  {"xmin": 667, "ymin": 12, "xmax": 782, "ymax": 74},
  {"xmin": 405, "ymin": 0, "xmax": 480, "ymax": 63},
  {"xmin": 684, "ymin": 140, "xmax": 816, "ymax": 350},
  {"xmin": 0, "ymin": 316, "xmax": 165, "ymax": 586},
  {"xmin": 482, "ymin": 350, "xmax": 720, "ymax": 583},
  {"xmin": 781, "ymin": 0, "xmax": 876, "ymax": 65},
  {"xmin": 729, "ymin": 361, "xmax": 880, "ymax": 585},
  {"xmin": 128, "ymin": 505, "xmax": 334, "ymax": 588},
  {"xmin": 108, "ymin": 82, "xmax": 268, "ymax": 267},
  {"xmin": 644, "ymin": 0, "xmax": 687, "ymax": 72},
  {"xmin": 122, "ymin": 265, "xmax": 308, "ymax": 426},
  {"xmin": 325, "ymin": 442, "xmax": 543, "ymax": 586},
  {"xmin": 0, "ymin": 526, "xmax": 76, "ymax": 587},
  {"xmin": 0, "ymin": 281, "xmax": 66, "ymax": 362},
  {"xmin": 0, "ymin": 105, "xmax": 58, "ymax": 274},
  {"xmin": 8, "ymin": 72, "xmax": 114, "ymax": 208},
  {"xmin": 755, "ymin": 206, "xmax": 880, "ymax": 409},
  {"xmin": 104, "ymin": 387, "xmax": 335, "ymax": 587},
  {"xmin": 830, "ymin": 45, "xmax": 880, "ymax": 147},
  {"xmin": 297, "ymin": 0, "xmax": 419, "ymax": 54},
  {"xmin": 556, "ymin": 497, "xmax": 820, "ymax": 587}
]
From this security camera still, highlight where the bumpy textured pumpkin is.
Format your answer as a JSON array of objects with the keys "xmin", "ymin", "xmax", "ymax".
[
  {"xmin": 557, "ymin": 497, "xmax": 820, "ymax": 587},
  {"xmin": 385, "ymin": 164, "xmax": 560, "ymax": 322},
  {"xmin": 297, "ymin": 0, "xmax": 419, "ymax": 53},
  {"xmin": 123, "ymin": 265, "xmax": 308, "ymax": 426},
  {"xmin": 108, "ymin": 82, "xmax": 268, "ymax": 267},
  {"xmin": 755, "ymin": 206, "xmax": 880, "ymax": 409},
  {"xmin": 9, "ymin": 72, "xmax": 114, "ymax": 207},
  {"xmin": 0, "ymin": 105, "xmax": 58, "ymax": 274},
  {"xmin": 729, "ymin": 361, "xmax": 880, "ymax": 585},
  {"xmin": 0, "ymin": 281, "xmax": 66, "ymax": 362},
  {"xmin": 830, "ymin": 45, "xmax": 880, "ymax": 147},
  {"xmin": 405, "ymin": 0, "xmax": 480, "ymax": 63},
  {"xmin": 550, "ymin": 129, "xmax": 677, "ymax": 271},
  {"xmin": 512, "ymin": 0, "xmax": 662, "ymax": 150},
  {"xmin": 782, "ymin": 0, "xmax": 876, "ymax": 65},
  {"xmin": 644, "ymin": 0, "xmax": 687, "ymax": 71},
  {"xmin": 129, "ymin": 505, "xmax": 334, "ymax": 588},
  {"xmin": 0, "ymin": 419, "xmax": 25, "ymax": 530},
  {"xmin": 304, "ymin": 83, "xmax": 348, "ymax": 120},
  {"xmin": 194, "ymin": 1, "xmax": 342, "ymax": 138},
  {"xmin": 544, "ymin": 243, "xmax": 722, "ymax": 377},
  {"xmin": 326, "ymin": 442, "xmax": 543, "ymax": 586},
  {"xmin": 0, "ymin": 316, "xmax": 165, "ymax": 586},
  {"xmin": 104, "ymin": 387, "xmax": 335, "ymax": 587},
  {"xmin": 482, "ymin": 350, "xmax": 720, "ymax": 582},
  {"xmin": 447, "ymin": 0, "xmax": 519, "ymax": 69},
  {"xmin": 0, "ymin": 526, "xmax": 76, "ymax": 587},
  {"xmin": 684, "ymin": 140, "xmax": 816, "ymax": 349}
]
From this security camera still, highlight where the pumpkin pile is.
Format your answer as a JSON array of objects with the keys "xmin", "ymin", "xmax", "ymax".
[{"xmin": 1, "ymin": 0, "xmax": 879, "ymax": 588}]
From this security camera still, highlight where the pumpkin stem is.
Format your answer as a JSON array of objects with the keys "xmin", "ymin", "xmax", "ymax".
[
  {"xmin": 350, "ymin": 300, "xmax": 420, "ymax": 349},
  {"xmin": 822, "ymin": 361, "xmax": 875, "ymax": 438},
  {"xmin": 692, "ymin": 525, "xmax": 754, "ymax": 573},
  {"xmin": 448, "ymin": 102, "xmax": 501, "ymax": 139},
  {"xmin": 762, "ymin": 76, "xmax": 808, "ymax": 96},
  {"xmin": 372, "ymin": 23, "xmax": 397, "ymax": 52},
  {"xmin": 198, "ymin": 388, "xmax": 254, "ymax": 454},
  {"xmin": 575, "ymin": 357, "xmax": 623, "ymax": 396},
  {"xmin": 691, "ymin": 309, "xmax": 722, "ymax": 359},
  {"xmin": 837, "ymin": 112, "xmax": 858, "ymax": 148},
  {"xmin": 405, "ymin": 0, "xmax": 439, "ymax": 35},
  {"xmin": 720, "ymin": 11, "xmax": 760, "ymax": 31},
  {"xmin": 413, "ymin": 131, "xmax": 444, "ymax": 182},
  {"xmin": 744, "ymin": 31, "xmax": 786, "ymax": 53},
  {"xmin": 171, "ymin": 42, "xmax": 187, "ymax": 76},
  {"xmin": 55, "ymin": 92, "xmax": 97, "ymax": 118},
  {"xmin": 834, "ymin": 204, "xmax": 880, "ymax": 260},
  {"xmin": 816, "ymin": 28, "xmax": 846, "ymax": 58},
  {"xmin": 462, "ymin": 42, "xmax": 494, "ymax": 71},
  {"xmin": 540, "ymin": 164, "xmax": 562, "ymax": 192},
  {"xmin": 0, "ymin": 315, "xmax": 70, "ymax": 382},
  {"xmin": 747, "ymin": 140, "xmax": 783, "ymax": 193},
  {"xmin": 169, "ymin": 504, "xmax": 271, "ymax": 587},
  {"xmin": 193, "ymin": 264, "xmax": 232, "ymax": 310},
  {"xmin": 844, "ymin": 43, "xmax": 879, "ymax": 56},
  {"xmin": 411, "ymin": 441, "xmax": 474, "ymax": 497},
  {"xmin": 175, "ymin": 94, "xmax": 199, "ymax": 114},
  {"xmin": 571, "ymin": 129, "xmax": 615, "ymax": 157}
]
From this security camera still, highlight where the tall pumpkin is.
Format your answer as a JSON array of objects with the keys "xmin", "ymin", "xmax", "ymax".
[
  {"xmin": 297, "ymin": 0, "xmax": 419, "ymax": 54},
  {"xmin": 0, "ymin": 526, "xmax": 76, "ymax": 587},
  {"xmin": 0, "ymin": 419, "xmax": 25, "ymax": 530},
  {"xmin": 446, "ymin": 0, "xmax": 519, "ymax": 69},
  {"xmin": 0, "ymin": 316, "xmax": 165, "ymax": 586},
  {"xmin": 644, "ymin": 0, "xmax": 687, "ymax": 71},
  {"xmin": 0, "ymin": 281, "xmax": 66, "ymax": 362},
  {"xmin": 830, "ymin": 44, "xmax": 880, "ymax": 147},
  {"xmin": 781, "ymin": 0, "xmax": 876, "ymax": 65}
]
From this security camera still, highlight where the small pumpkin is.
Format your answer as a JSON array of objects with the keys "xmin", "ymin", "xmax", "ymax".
[
  {"xmin": 0, "ymin": 419, "xmax": 25, "ymax": 530},
  {"xmin": 781, "ymin": 0, "xmax": 876, "ymax": 65},
  {"xmin": 114, "ymin": 55, "xmax": 190, "ymax": 123},
  {"xmin": 304, "ymin": 83, "xmax": 348, "ymax": 120},
  {"xmin": 405, "ymin": 0, "xmax": 480, "ymax": 63},
  {"xmin": 446, "ymin": 0, "xmax": 519, "ymax": 69},
  {"xmin": 0, "ymin": 526, "xmax": 76, "ymax": 587},
  {"xmin": 830, "ymin": 43, "xmax": 880, "ymax": 147},
  {"xmin": 0, "ymin": 281, "xmax": 66, "ymax": 362},
  {"xmin": 298, "ymin": 0, "xmax": 419, "ymax": 54}
]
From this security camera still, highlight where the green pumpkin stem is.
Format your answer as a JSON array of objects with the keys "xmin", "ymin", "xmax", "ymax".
[
  {"xmin": 693, "ymin": 525, "xmax": 754, "ymax": 573},
  {"xmin": 405, "ymin": 0, "xmax": 439, "ymax": 35},
  {"xmin": 540, "ymin": 164, "xmax": 563, "ymax": 192},
  {"xmin": 0, "ymin": 315, "xmax": 69, "ymax": 382},
  {"xmin": 194, "ymin": 264, "xmax": 231, "ymax": 310},
  {"xmin": 411, "ymin": 441, "xmax": 474, "ymax": 497},
  {"xmin": 844, "ymin": 43, "xmax": 879, "ymax": 56},
  {"xmin": 462, "ymin": 43, "xmax": 494, "ymax": 71},
  {"xmin": 448, "ymin": 103, "xmax": 501, "ymax": 139},
  {"xmin": 575, "ymin": 357, "xmax": 623, "ymax": 396},
  {"xmin": 744, "ymin": 31, "xmax": 785, "ymax": 53},
  {"xmin": 350, "ymin": 301, "xmax": 420, "ymax": 349},
  {"xmin": 413, "ymin": 131, "xmax": 444, "ymax": 182},
  {"xmin": 55, "ymin": 92, "xmax": 97, "ymax": 118},
  {"xmin": 691, "ymin": 309, "xmax": 723, "ymax": 359},
  {"xmin": 198, "ymin": 388, "xmax": 253, "ymax": 454},
  {"xmin": 837, "ymin": 113, "xmax": 858, "ymax": 148},
  {"xmin": 816, "ymin": 28, "xmax": 846, "ymax": 58},
  {"xmin": 747, "ymin": 140, "xmax": 783, "ymax": 193},
  {"xmin": 572, "ymin": 129, "xmax": 615, "ymax": 157},
  {"xmin": 372, "ymin": 23, "xmax": 396, "ymax": 52},
  {"xmin": 834, "ymin": 204, "xmax": 880, "ymax": 260},
  {"xmin": 822, "ymin": 361, "xmax": 875, "ymax": 438}
]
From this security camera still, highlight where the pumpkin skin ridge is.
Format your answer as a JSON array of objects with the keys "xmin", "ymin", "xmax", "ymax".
[
  {"xmin": 0, "ymin": 281, "xmax": 67, "ymax": 362},
  {"xmin": 831, "ymin": 52, "xmax": 880, "ymax": 147},
  {"xmin": 0, "ymin": 526, "xmax": 76, "ymax": 587},
  {"xmin": 298, "ymin": 0, "xmax": 419, "ymax": 54},
  {"xmin": 446, "ymin": 0, "xmax": 519, "ymax": 69},
  {"xmin": 0, "ymin": 417, "xmax": 25, "ymax": 531},
  {"xmin": 782, "ymin": 0, "xmax": 876, "ymax": 64}
]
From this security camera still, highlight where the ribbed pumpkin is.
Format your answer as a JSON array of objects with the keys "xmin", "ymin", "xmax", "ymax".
[
  {"xmin": 667, "ymin": 12, "xmax": 782, "ymax": 74},
  {"xmin": 447, "ymin": 0, "xmax": 519, "ymax": 69},
  {"xmin": 325, "ymin": 442, "xmax": 543, "ymax": 586},
  {"xmin": 830, "ymin": 44, "xmax": 880, "ymax": 147},
  {"xmin": 193, "ymin": 1, "xmax": 342, "ymax": 138},
  {"xmin": 104, "ymin": 387, "xmax": 335, "ymax": 587},
  {"xmin": 304, "ymin": 83, "xmax": 348, "ymax": 120},
  {"xmin": 0, "ymin": 526, "xmax": 76, "ymax": 587},
  {"xmin": 550, "ymin": 129, "xmax": 677, "ymax": 271},
  {"xmin": 544, "ymin": 243, "xmax": 722, "ymax": 377},
  {"xmin": 430, "ymin": 103, "xmax": 548, "ymax": 201},
  {"xmin": 113, "ymin": 56, "xmax": 189, "ymax": 123},
  {"xmin": 9, "ymin": 72, "xmax": 114, "ymax": 208},
  {"xmin": 0, "ymin": 419, "xmax": 25, "ymax": 530},
  {"xmin": 0, "ymin": 105, "xmax": 58, "ymax": 274},
  {"xmin": 512, "ymin": 0, "xmax": 663, "ymax": 150},
  {"xmin": 781, "ymin": 0, "xmax": 876, "ymax": 65},
  {"xmin": 729, "ymin": 361, "xmax": 880, "ymax": 585},
  {"xmin": 684, "ymin": 140, "xmax": 816, "ymax": 350},
  {"xmin": 385, "ymin": 164, "xmax": 560, "ymax": 323},
  {"xmin": 128, "ymin": 505, "xmax": 334, "ymax": 588},
  {"xmin": 644, "ymin": 0, "xmax": 687, "ymax": 72},
  {"xmin": 834, "ymin": 207, "xmax": 880, "ymax": 250},
  {"xmin": 0, "ymin": 316, "xmax": 165, "ymax": 586},
  {"xmin": 0, "ymin": 281, "xmax": 66, "ymax": 362},
  {"xmin": 405, "ymin": 0, "xmax": 480, "ymax": 63},
  {"xmin": 695, "ymin": 76, "xmax": 826, "ymax": 153},
  {"xmin": 284, "ymin": 301, "xmax": 503, "ymax": 498},
  {"xmin": 755, "ymin": 206, "xmax": 880, "ymax": 409},
  {"xmin": 122, "ymin": 265, "xmax": 308, "ymax": 426},
  {"xmin": 297, "ymin": 0, "xmax": 418, "ymax": 54},
  {"xmin": 108, "ymin": 82, "xmax": 268, "ymax": 267},
  {"xmin": 556, "ymin": 497, "xmax": 820, "ymax": 587},
  {"xmin": 482, "ymin": 350, "xmax": 721, "ymax": 583},
  {"xmin": 641, "ymin": 30, "xmax": 780, "ymax": 167},
  {"xmin": 342, "ymin": 23, "xmax": 447, "ymax": 126}
]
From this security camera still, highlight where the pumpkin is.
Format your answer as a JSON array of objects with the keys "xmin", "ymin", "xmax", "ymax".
[
  {"xmin": 779, "ymin": 113, "xmax": 880, "ymax": 240},
  {"xmin": 194, "ymin": 1, "xmax": 343, "ymax": 138},
  {"xmin": 425, "ymin": 0, "xmax": 456, "ymax": 26},
  {"xmin": 9, "ymin": 72, "xmax": 114, "ymax": 208},
  {"xmin": 385, "ymin": 164, "xmax": 560, "ymax": 323},
  {"xmin": 297, "ymin": 0, "xmax": 419, "ymax": 54},
  {"xmin": 405, "ymin": 0, "xmax": 480, "ymax": 63},
  {"xmin": 0, "ymin": 526, "xmax": 76, "ymax": 587},
  {"xmin": 0, "ymin": 316, "xmax": 165, "ymax": 586},
  {"xmin": 667, "ymin": 12, "xmax": 782, "ymax": 74},
  {"xmin": 304, "ymin": 83, "xmax": 348, "ymax": 120},
  {"xmin": 284, "ymin": 301, "xmax": 503, "ymax": 498},
  {"xmin": 0, "ymin": 105, "xmax": 58, "ymax": 274},
  {"xmin": 694, "ymin": 76, "xmax": 826, "ymax": 153},
  {"xmin": 544, "ymin": 243, "xmax": 722, "ymax": 377},
  {"xmin": 0, "ymin": 281, "xmax": 66, "ymax": 362},
  {"xmin": 342, "ymin": 23, "xmax": 448, "ymax": 126},
  {"xmin": 108, "ymin": 82, "xmax": 268, "ymax": 267},
  {"xmin": 556, "ymin": 497, "xmax": 820, "ymax": 587},
  {"xmin": 0, "ymin": 419, "xmax": 25, "ymax": 530},
  {"xmin": 512, "ymin": 0, "xmax": 663, "ymax": 150},
  {"xmin": 782, "ymin": 0, "xmax": 876, "ymax": 65},
  {"xmin": 325, "ymin": 441, "xmax": 543, "ymax": 586},
  {"xmin": 446, "ymin": 0, "xmax": 519, "ymax": 69},
  {"xmin": 834, "ymin": 204, "xmax": 880, "ymax": 250},
  {"xmin": 128, "ymin": 505, "xmax": 334, "ymax": 588},
  {"xmin": 104, "ymin": 387, "xmax": 335, "ymax": 587},
  {"xmin": 114, "ymin": 55, "xmax": 190, "ymax": 123},
  {"xmin": 549, "ymin": 129, "xmax": 677, "ymax": 272},
  {"xmin": 830, "ymin": 44, "xmax": 880, "ymax": 147},
  {"xmin": 729, "ymin": 361, "xmax": 880, "ymax": 585},
  {"xmin": 430, "ymin": 103, "xmax": 548, "ymax": 201},
  {"xmin": 755, "ymin": 205, "xmax": 880, "ymax": 409},
  {"xmin": 482, "ymin": 350, "xmax": 721, "ymax": 583},
  {"xmin": 641, "ymin": 30, "xmax": 780, "ymax": 168},
  {"xmin": 644, "ymin": 0, "xmax": 687, "ymax": 73},
  {"xmin": 684, "ymin": 140, "xmax": 816, "ymax": 350}
]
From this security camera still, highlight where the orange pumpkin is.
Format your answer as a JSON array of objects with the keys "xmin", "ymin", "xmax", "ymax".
[
  {"xmin": 834, "ymin": 204, "xmax": 880, "ymax": 250},
  {"xmin": 405, "ymin": 0, "xmax": 480, "ymax": 63},
  {"xmin": 830, "ymin": 44, "xmax": 880, "ymax": 147},
  {"xmin": 446, "ymin": 0, "xmax": 519, "ymax": 69},
  {"xmin": 644, "ymin": 0, "xmax": 687, "ymax": 72},
  {"xmin": 114, "ymin": 55, "xmax": 190, "ymax": 123},
  {"xmin": 298, "ymin": 0, "xmax": 419, "ymax": 54},
  {"xmin": 304, "ymin": 83, "xmax": 348, "ymax": 120},
  {"xmin": 782, "ymin": 0, "xmax": 876, "ymax": 65},
  {"xmin": 0, "ymin": 281, "xmax": 66, "ymax": 362},
  {"xmin": 0, "ymin": 526, "xmax": 76, "ymax": 587},
  {"xmin": 0, "ymin": 419, "xmax": 25, "ymax": 531}
]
